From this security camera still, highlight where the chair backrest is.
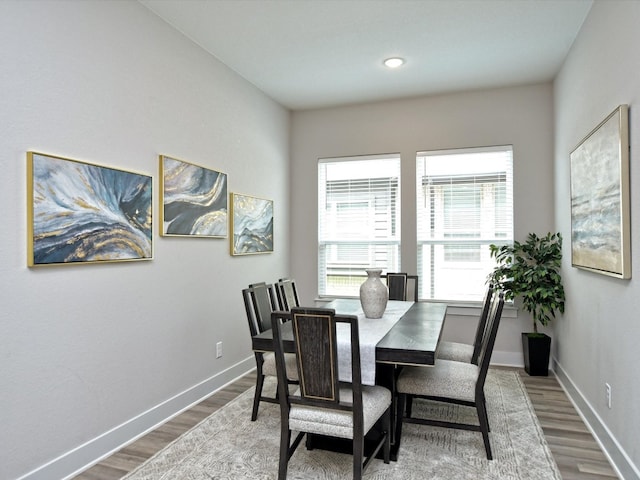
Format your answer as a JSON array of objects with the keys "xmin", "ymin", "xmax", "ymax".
[
  {"xmin": 275, "ymin": 278, "xmax": 300, "ymax": 311},
  {"xmin": 271, "ymin": 308, "xmax": 362, "ymax": 413},
  {"xmin": 385, "ymin": 273, "xmax": 419, "ymax": 302},
  {"xmin": 405, "ymin": 275, "xmax": 419, "ymax": 302},
  {"xmin": 386, "ymin": 273, "xmax": 407, "ymax": 301},
  {"xmin": 475, "ymin": 292, "xmax": 505, "ymax": 397},
  {"xmin": 242, "ymin": 282, "xmax": 277, "ymax": 336},
  {"xmin": 470, "ymin": 283, "xmax": 495, "ymax": 364}
]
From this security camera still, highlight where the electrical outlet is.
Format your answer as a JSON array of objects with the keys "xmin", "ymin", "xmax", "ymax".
[
  {"xmin": 216, "ymin": 341, "xmax": 223, "ymax": 358},
  {"xmin": 605, "ymin": 383, "xmax": 612, "ymax": 409}
]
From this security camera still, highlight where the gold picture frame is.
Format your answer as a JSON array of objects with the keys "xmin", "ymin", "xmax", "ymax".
[
  {"xmin": 27, "ymin": 151, "xmax": 153, "ymax": 266},
  {"xmin": 230, "ymin": 193, "xmax": 273, "ymax": 255},
  {"xmin": 159, "ymin": 155, "xmax": 228, "ymax": 237}
]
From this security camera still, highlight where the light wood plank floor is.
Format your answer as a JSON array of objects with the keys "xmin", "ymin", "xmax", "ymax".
[
  {"xmin": 517, "ymin": 370, "xmax": 619, "ymax": 480},
  {"xmin": 73, "ymin": 368, "xmax": 619, "ymax": 480}
]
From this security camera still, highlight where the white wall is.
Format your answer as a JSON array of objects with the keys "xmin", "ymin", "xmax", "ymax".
[
  {"xmin": 290, "ymin": 83, "xmax": 556, "ymax": 364},
  {"xmin": 0, "ymin": 2, "xmax": 289, "ymax": 479},
  {"xmin": 554, "ymin": 2, "xmax": 640, "ymax": 478}
]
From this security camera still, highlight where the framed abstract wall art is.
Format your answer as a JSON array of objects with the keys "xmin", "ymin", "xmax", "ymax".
[
  {"xmin": 159, "ymin": 155, "xmax": 228, "ymax": 237},
  {"xmin": 230, "ymin": 193, "xmax": 273, "ymax": 255},
  {"xmin": 27, "ymin": 152, "xmax": 153, "ymax": 266},
  {"xmin": 570, "ymin": 105, "xmax": 631, "ymax": 279}
]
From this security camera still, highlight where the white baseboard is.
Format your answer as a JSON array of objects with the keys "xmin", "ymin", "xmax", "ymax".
[
  {"xmin": 553, "ymin": 359, "xmax": 640, "ymax": 480},
  {"xmin": 489, "ymin": 350, "xmax": 524, "ymax": 368},
  {"xmin": 17, "ymin": 357, "xmax": 255, "ymax": 480},
  {"xmin": 26, "ymin": 353, "xmax": 638, "ymax": 480}
]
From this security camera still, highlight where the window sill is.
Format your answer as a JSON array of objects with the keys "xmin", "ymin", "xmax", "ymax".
[{"xmin": 445, "ymin": 302, "xmax": 517, "ymax": 318}]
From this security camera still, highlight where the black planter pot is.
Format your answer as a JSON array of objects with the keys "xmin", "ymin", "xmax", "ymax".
[{"xmin": 521, "ymin": 332, "xmax": 551, "ymax": 376}]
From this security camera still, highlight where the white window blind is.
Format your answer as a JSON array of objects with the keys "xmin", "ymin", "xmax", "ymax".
[
  {"xmin": 416, "ymin": 146, "xmax": 513, "ymax": 302},
  {"xmin": 318, "ymin": 154, "xmax": 401, "ymax": 297}
]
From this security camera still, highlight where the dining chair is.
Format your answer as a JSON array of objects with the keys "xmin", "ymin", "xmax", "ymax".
[
  {"xmin": 437, "ymin": 283, "xmax": 495, "ymax": 365},
  {"xmin": 386, "ymin": 272, "xmax": 407, "ymax": 301},
  {"xmin": 384, "ymin": 273, "xmax": 419, "ymax": 301},
  {"xmin": 395, "ymin": 292, "xmax": 505, "ymax": 460},
  {"xmin": 271, "ymin": 307, "xmax": 391, "ymax": 480},
  {"xmin": 405, "ymin": 274, "xmax": 419, "ymax": 302},
  {"xmin": 242, "ymin": 282, "xmax": 298, "ymax": 421},
  {"xmin": 382, "ymin": 272, "xmax": 419, "ymax": 302},
  {"xmin": 274, "ymin": 277, "xmax": 300, "ymax": 311}
]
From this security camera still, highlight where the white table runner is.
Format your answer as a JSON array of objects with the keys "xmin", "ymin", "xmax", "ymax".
[{"xmin": 337, "ymin": 300, "xmax": 413, "ymax": 385}]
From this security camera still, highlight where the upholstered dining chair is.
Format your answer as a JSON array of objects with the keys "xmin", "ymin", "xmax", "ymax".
[
  {"xmin": 384, "ymin": 273, "xmax": 419, "ymax": 302},
  {"xmin": 395, "ymin": 292, "xmax": 505, "ymax": 460},
  {"xmin": 437, "ymin": 283, "xmax": 495, "ymax": 365},
  {"xmin": 274, "ymin": 277, "xmax": 300, "ymax": 311},
  {"xmin": 242, "ymin": 282, "xmax": 298, "ymax": 421},
  {"xmin": 271, "ymin": 307, "xmax": 391, "ymax": 480}
]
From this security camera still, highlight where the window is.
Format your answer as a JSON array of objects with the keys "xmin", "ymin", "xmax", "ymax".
[
  {"xmin": 416, "ymin": 146, "xmax": 513, "ymax": 302},
  {"xmin": 318, "ymin": 154, "xmax": 401, "ymax": 296}
]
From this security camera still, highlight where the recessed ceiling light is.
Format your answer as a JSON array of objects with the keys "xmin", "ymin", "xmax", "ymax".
[{"xmin": 384, "ymin": 57, "xmax": 404, "ymax": 69}]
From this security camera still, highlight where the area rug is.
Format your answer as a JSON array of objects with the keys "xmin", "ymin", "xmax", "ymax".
[{"xmin": 123, "ymin": 370, "xmax": 561, "ymax": 480}]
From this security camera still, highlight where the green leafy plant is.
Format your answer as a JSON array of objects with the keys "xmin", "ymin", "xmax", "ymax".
[{"xmin": 487, "ymin": 232, "xmax": 565, "ymax": 334}]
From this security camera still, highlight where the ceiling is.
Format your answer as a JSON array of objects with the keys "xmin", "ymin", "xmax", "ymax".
[{"xmin": 139, "ymin": 0, "xmax": 593, "ymax": 111}]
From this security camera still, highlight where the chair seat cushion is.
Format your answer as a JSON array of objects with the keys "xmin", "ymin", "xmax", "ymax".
[
  {"xmin": 289, "ymin": 385, "xmax": 391, "ymax": 439},
  {"xmin": 437, "ymin": 341, "xmax": 474, "ymax": 363},
  {"xmin": 262, "ymin": 352, "xmax": 299, "ymax": 381},
  {"xmin": 397, "ymin": 360, "xmax": 478, "ymax": 403}
]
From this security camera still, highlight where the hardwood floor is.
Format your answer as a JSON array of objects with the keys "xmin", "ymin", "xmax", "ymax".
[
  {"xmin": 73, "ymin": 368, "xmax": 619, "ymax": 480},
  {"xmin": 517, "ymin": 370, "xmax": 619, "ymax": 480}
]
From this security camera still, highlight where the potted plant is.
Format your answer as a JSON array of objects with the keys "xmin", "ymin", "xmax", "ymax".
[{"xmin": 487, "ymin": 232, "xmax": 565, "ymax": 376}]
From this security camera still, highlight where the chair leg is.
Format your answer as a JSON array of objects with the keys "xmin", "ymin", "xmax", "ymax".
[
  {"xmin": 252, "ymin": 373, "xmax": 265, "ymax": 421},
  {"xmin": 476, "ymin": 401, "xmax": 493, "ymax": 460},
  {"xmin": 395, "ymin": 393, "xmax": 406, "ymax": 453},
  {"xmin": 352, "ymin": 435, "xmax": 364, "ymax": 480},
  {"xmin": 480, "ymin": 391, "xmax": 490, "ymax": 432},
  {"xmin": 383, "ymin": 407, "xmax": 391, "ymax": 464},
  {"xmin": 406, "ymin": 395, "xmax": 414, "ymax": 418},
  {"xmin": 305, "ymin": 433, "xmax": 314, "ymax": 450},
  {"xmin": 278, "ymin": 425, "xmax": 291, "ymax": 480}
]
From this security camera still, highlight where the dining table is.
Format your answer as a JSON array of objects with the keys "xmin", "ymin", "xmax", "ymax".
[{"xmin": 251, "ymin": 297, "xmax": 448, "ymax": 460}]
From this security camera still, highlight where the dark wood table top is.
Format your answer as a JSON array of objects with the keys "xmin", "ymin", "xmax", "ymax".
[{"xmin": 251, "ymin": 299, "xmax": 447, "ymax": 366}]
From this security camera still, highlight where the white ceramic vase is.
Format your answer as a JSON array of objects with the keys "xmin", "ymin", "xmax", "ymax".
[{"xmin": 359, "ymin": 269, "xmax": 389, "ymax": 319}]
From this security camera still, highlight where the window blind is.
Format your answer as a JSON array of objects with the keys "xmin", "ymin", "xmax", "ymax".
[
  {"xmin": 416, "ymin": 146, "xmax": 513, "ymax": 302},
  {"xmin": 318, "ymin": 154, "xmax": 401, "ymax": 297}
]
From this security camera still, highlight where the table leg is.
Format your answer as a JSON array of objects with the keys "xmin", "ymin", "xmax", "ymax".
[{"xmin": 375, "ymin": 363, "xmax": 403, "ymax": 461}]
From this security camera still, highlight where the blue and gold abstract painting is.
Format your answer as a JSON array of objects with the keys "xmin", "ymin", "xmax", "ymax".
[
  {"xmin": 27, "ymin": 152, "xmax": 153, "ymax": 266},
  {"xmin": 230, "ymin": 193, "xmax": 273, "ymax": 255},
  {"xmin": 160, "ymin": 156, "xmax": 227, "ymax": 237}
]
